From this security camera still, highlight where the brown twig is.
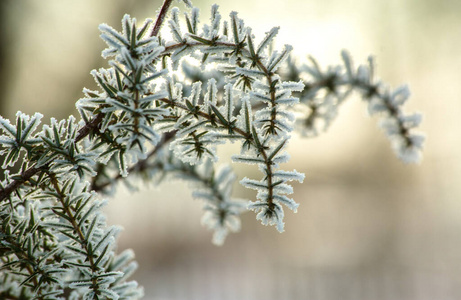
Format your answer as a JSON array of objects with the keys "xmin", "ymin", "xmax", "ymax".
[{"xmin": 151, "ymin": 0, "xmax": 174, "ymax": 37}]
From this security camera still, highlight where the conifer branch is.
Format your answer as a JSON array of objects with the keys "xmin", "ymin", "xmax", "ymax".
[
  {"xmin": 0, "ymin": 1, "xmax": 424, "ymax": 297},
  {"xmin": 91, "ymin": 130, "xmax": 177, "ymax": 192},
  {"xmin": 0, "ymin": 113, "xmax": 104, "ymax": 202},
  {"xmin": 48, "ymin": 173, "xmax": 99, "ymax": 291},
  {"xmin": 157, "ymin": 97, "xmax": 277, "ymax": 207}
]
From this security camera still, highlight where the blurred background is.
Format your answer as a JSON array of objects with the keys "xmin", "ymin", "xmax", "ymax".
[{"xmin": 1, "ymin": 0, "xmax": 460, "ymax": 299}]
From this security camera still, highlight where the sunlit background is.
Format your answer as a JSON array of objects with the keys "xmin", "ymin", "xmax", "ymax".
[{"xmin": 1, "ymin": 0, "xmax": 461, "ymax": 299}]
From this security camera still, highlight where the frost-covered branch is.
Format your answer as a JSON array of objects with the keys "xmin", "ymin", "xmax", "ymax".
[
  {"xmin": 0, "ymin": 113, "xmax": 104, "ymax": 203},
  {"xmin": 282, "ymin": 52, "xmax": 424, "ymax": 162},
  {"xmin": 0, "ymin": 0, "xmax": 424, "ymax": 298},
  {"xmin": 91, "ymin": 131, "xmax": 177, "ymax": 192},
  {"xmin": 158, "ymin": 155, "xmax": 247, "ymax": 246}
]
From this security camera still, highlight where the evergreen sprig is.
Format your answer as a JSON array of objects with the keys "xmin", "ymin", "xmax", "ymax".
[{"xmin": 0, "ymin": 0, "xmax": 424, "ymax": 298}]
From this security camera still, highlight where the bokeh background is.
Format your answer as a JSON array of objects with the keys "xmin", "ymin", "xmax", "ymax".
[{"xmin": 1, "ymin": 0, "xmax": 460, "ymax": 299}]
